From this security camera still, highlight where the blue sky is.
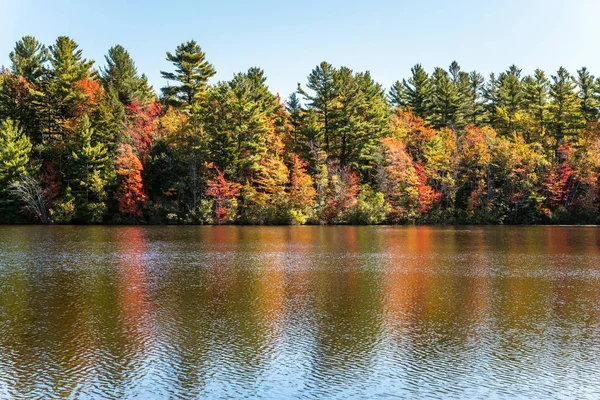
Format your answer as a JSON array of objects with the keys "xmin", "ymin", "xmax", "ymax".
[{"xmin": 2, "ymin": 0, "xmax": 599, "ymax": 99}]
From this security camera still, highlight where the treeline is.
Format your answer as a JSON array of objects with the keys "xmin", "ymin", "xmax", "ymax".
[{"xmin": 1, "ymin": 36, "xmax": 600, "ymax": 224}]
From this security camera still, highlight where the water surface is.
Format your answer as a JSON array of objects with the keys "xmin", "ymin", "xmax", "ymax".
[{"xmin": 0, "ymin": 226, "xmax": 599, "ymax": 399}]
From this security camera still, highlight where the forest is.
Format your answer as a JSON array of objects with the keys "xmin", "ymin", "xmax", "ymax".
[{"xmin": 1, "ymin": 36, "xmax": 600, "ymax": 225}]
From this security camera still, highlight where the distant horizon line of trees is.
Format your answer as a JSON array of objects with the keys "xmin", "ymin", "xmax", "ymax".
[{"xmin": 1, "ymin": 35, "xmax": 600, "ymax": 225}]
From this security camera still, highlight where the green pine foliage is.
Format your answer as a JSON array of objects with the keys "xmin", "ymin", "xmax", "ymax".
[{"xmin": 160, "ymin": 40, "xmax": 216, "ymax": 108}]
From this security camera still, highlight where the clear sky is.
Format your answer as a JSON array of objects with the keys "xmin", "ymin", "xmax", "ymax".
[{"xmin": 2, "ymin": 0, "xmax": 600, "ymax": 99}]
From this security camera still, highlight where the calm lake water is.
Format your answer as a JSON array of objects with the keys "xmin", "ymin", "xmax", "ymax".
[{"xmin": 0, "ymin": 226, "xmax": 600, "ymax": 399}]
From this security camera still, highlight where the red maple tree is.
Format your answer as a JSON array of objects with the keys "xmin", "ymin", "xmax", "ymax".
[
  {"xmin": 206, "ymin": 167, "xmax": 241, "ymax": 224},
  {"xmin": 124, "ymin": 100, "xmax": 161, "ymax": 163}
]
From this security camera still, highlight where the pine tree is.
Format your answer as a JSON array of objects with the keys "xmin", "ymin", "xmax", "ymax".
[
  {"xmin": 45, "ymin": 36, "xmax": 95, "ymax": 141},
  {"xmin": 0, "ymin": 119, "xmax": 33, "ymax": 182},
  {"xmin": 5, "ymin": 37, "xmax": 48, "ymax": 142},
  {"xmin": 577, "ymin": 67, "xmax": 598, "ymax": 124},
  {"xmin": 448, "ymin": 62, "xmax": 473, "ymax": 131},
  {"xmin": 298, "ymin": 61, "xmax": 337, "ymax": 153},
  {"xmin": 495, "ymin": 65, "xmax": 524, "ymax": 134},
  {"xmin": 522, "ymin": 69, "xmax": 549, "ymax": 141},
  {"xmin": 483, "ymin": 72, "xmax": 500, "ymax": 126},
  {"xmin": 243, "ymin": 67, "xmax": 278, "ymax": 115},
  {"xmin": 549, "ymin": 67, "xmax": 583, "ymax": 147},
  {"xmin": 10, "ymin": 36, "xmax": 48, "ymax": 84},
  {"xmin": 466, "ymin": 71, "xmax": 485, "ymax": 126},
  {"xmin": 294, "ymin": 109, "xmax": 323, "ymax": 165},
  {"xmin": 431, "ymin": 67, "xmax": 461, "ymax": 129},
  {"xmin": 354, "ymin": 71, "xmax": 389, "ymax": 172},
  {"xmin": 227, "ymin": 70, "xmax": 272, "ymax": 180},
  {"xmin": 331, "ymin": 66, "xmax": 362, "ymax": 166},
  {"xmin": 389, "ymin": 64, "xmax": 433, "ymax": 120},
  {"xmin": 101, "ymin": 45, "xmax": 152, "ymax": 106},
  {"xmin": 286, "ymin": 92, "xmax": 303, "ymax": 149},
  {"xmin": 160, "ymin": 40, "xmax": 216, "ymax": 108},
  {"xmin": 49, "ymin": 36, "xmax": 93, "ymax": 88},
  {"xmin": 202, "ymin": 83, "xmax": 238, "ymax": 176},
  {"xmin": 70, "ymin": 115, "xmax": 110, "ymax": 222},
  {"xmin": 0, "ymin": 118, "xmax": 35, "ymax": 221}
]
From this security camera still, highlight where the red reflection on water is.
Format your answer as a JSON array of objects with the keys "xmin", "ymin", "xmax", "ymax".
[{"xmin": 115, "ymin": 228, "xmax": 153, "ymax": 341}]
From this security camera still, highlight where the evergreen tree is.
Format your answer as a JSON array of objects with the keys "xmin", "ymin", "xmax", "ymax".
[
  {"xmin": 45, "ymin": 36, "xmax": 95, "ymax": 141},
  {"xmin": 6, "ymin": 37, "xmax": 48, "ymax": 142},
  {"xmin": 202, "ymin": 83, "xmax": 238, "ymax": 176},
  {"xmin": 0, "ymin": 119, "xmax": 35, "ymax": 221},
  {"xmin": 354, "ymin": 71, "xmax": 389, "ymax": 171},
  {"xmin": 70, "ymin": 115, "xmax": 110, "ymax": 222},
  {"xmin": 286, "ymin": 92, "xmax": 303, "ymax": 149},
  {"xmin": 577, "ymin": 67, "xmax": 598, "ymax": 124},
  {"xmin": 495, "ymin": 65, "xmax": 524, "ymax": 134},
  {"xmin": 448, "ymin": 62, "xmax": 473, "ymax": 131},
  {"xmin": 0, "ymin": 119, "xmax": 33, "ymax": 182},
  {"xmin": 49, "ymin": 36, "xmax": 93, "ymax": 87},
  {"xmin": 160, "ymin": 40, "xmax": 216, "ymax": 107},
  {"xmin": 466, "ymin": 71, "xmax": 485, "ymax": 126},
  {"xmin": 101, "ymin": 45, "xmax": 151, "ymax": 106},
  {"xmin": 549, "ymin": 67, "xmax": 583, "ymax": 146},
  {"xmin": 431, "ymin": 67, "xmax": 460, "ymax": 129},
  {"xmin": 0, "ymin": 69, "xmax": 34, "ymax": 134},
  {"xmin": 227, "ymin": 71, "xmax": 271, "ymax": 180},
  {"xmin": 243, "ymin": 67, "xmax": 278, "ymax": 115},
  {"xmin": 9, "ymin": 36, "xmax": 48, "ymax": 84},
  {"xmin": 298, "ymin": 61, "xmax": 337, "ymax": 153},
  {"xmin": 483, "ymin": 72, "xmax": 500, "ymax": 126},
  {"xmin": 296, "ymin": 109, "xmax": 323, "ymax": 165},
  {"xmin": 331, "ymin": 66, "xmax": 361, "ymax": 166},
  {"xmin": 389, "ymin": 64, "xmax": 433, "ymax": 120},
  {"xmin": 326, "ymin": 67, "xmax": 389, "ymax": 170},
  {"xmin": 522, "ymin": 69, "xmax": 549, "ymax": 141}
]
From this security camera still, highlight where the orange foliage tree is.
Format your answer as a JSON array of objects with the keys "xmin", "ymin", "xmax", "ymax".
[
  {"xmin": 457, "ymin": 126, "xmax": 493, "ymax": 213},
  {"xmin": 74, "ymin": 78, "xmax": 103, "ymax": 114},
  {"xmin": 288, "ymin": 153, "xmax": 316, "ymax": 209},
  {"xmin": 287, "ymin": 153, "xmax": 316, "ymax": 223},
  {"xmin": 542, "ymin": 142, "xmax": 574, "ymax": 210},
  {"xmin": 377, "ymin": 137, "xmax": 440, "ymax": 220},
  {"xmin": 115, "ymin": 144, "xmax": 146, "ymax": 218},
  {"xmin": 390, "ymin": 107, "xmax": 436, "ymax": 162}
]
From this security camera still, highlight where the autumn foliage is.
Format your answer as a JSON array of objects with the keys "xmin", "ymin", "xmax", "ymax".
[
  {"xmin": 115, "ymin": 144, "xmax": 146, "ymax": 218},
  {"xmin": 124, "ymin": 100, "xmax": 161, "ymax": 162},
  {"xmin": 206, "ymin": 167, "xmax": 241, "ymax": 224},
  {"xmin": 75, "ymin": 78, "xmax": 103, "ymax": 113},
  {"xmin": 4, "ymin": 35, "xmax": 600, "ymax": 224}
]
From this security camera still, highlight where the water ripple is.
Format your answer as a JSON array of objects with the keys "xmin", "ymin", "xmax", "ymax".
[{"xmin": 0, "ymin": 226, "xmax": 600, "ymax": 398}]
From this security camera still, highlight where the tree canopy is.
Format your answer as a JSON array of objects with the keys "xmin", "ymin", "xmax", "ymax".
[{"xmin": 2, "ymin": 35, "xmax": 600, "ymax": 225}]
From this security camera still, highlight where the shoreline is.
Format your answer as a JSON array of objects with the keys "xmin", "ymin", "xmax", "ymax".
[{"xmin": 2, "ymin": 223, "xmax": 598, "ymax": 227}]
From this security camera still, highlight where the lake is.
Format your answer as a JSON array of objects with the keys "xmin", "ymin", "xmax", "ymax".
[{"xmin": 0, "ymin": 226, "xmax": 599, "ymax": 399}]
